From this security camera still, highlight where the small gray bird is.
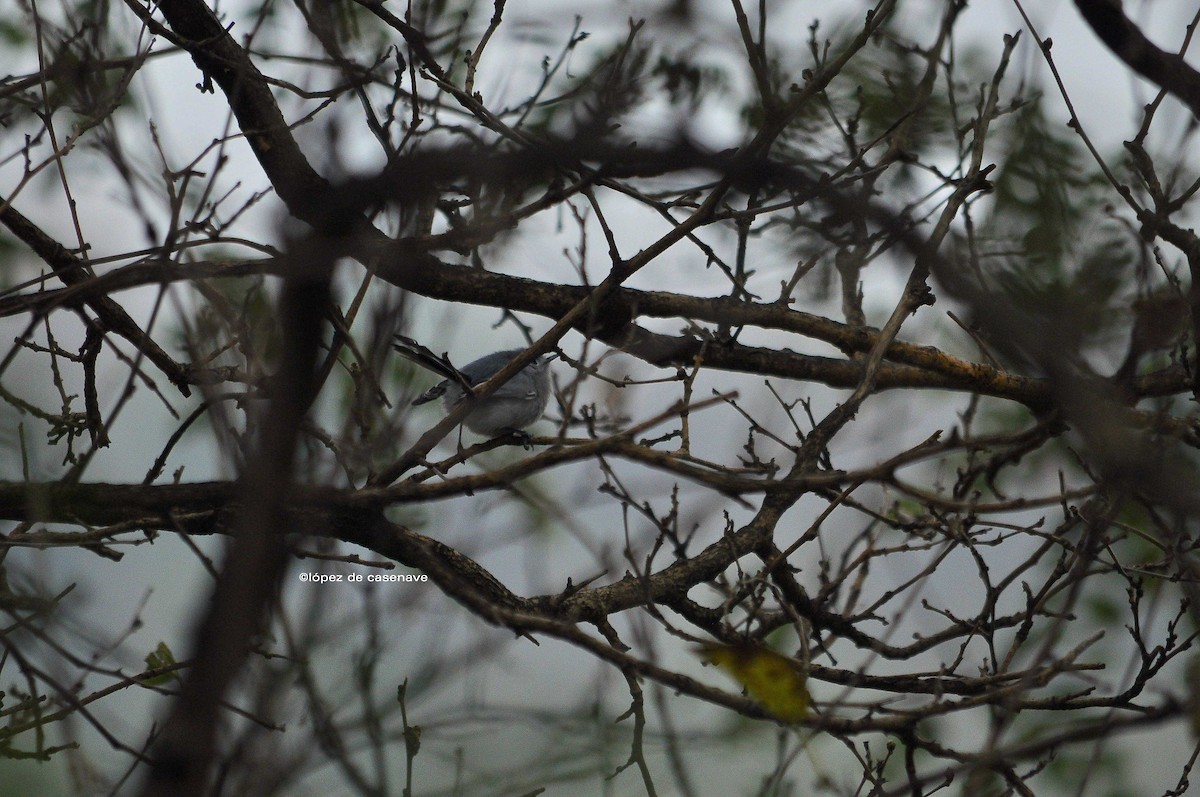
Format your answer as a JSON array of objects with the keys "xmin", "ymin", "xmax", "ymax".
[{"xmin": 394, "ymin": 336, "xmax": 557, "ymax": 438}]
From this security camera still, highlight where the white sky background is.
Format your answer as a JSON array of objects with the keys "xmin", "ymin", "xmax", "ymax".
[{"xmin": 1, "ymin": 0, "xmax": 1199, "ymax": 793}]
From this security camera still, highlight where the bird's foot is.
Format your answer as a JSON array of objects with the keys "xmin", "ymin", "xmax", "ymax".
[{"xmin": 499, "ymin": 428, "xmax": 534, "ymax": 450}]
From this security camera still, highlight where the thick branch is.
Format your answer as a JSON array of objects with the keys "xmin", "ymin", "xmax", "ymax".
[{"xmin": 1074, "ymin": 0, "xmax": 1200, "ymax": 119}]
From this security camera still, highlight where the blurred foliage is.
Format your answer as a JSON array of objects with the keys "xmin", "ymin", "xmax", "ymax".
[
  {"xmin": 0, "ymin": 18, "xmax": 28, "ymax": 46},
  {"xmin": 652, "ymin": 53, "xmax": 731, "ymax": 111},
  {"xmin": 989, "ymin": 101, "xmax": 1110, "ymax": 265},
  {"xmin": 186, "ymin": 275, "xmax": 280, "ymax": 372}
]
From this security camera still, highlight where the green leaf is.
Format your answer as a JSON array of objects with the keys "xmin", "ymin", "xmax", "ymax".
[{"xmin": 140, "ymin": 641, "xmax": 178, "ymax": 686}]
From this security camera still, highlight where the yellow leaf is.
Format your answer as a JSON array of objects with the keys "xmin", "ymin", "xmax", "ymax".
[{"xmin": 697, "ymin": 642, "xmax": 809, "ymax": 723}]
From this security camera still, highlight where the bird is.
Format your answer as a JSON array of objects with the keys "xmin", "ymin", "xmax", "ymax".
[{"xmin": 393, "ymin": 336, "xmax": 557, "ymax": 439}]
